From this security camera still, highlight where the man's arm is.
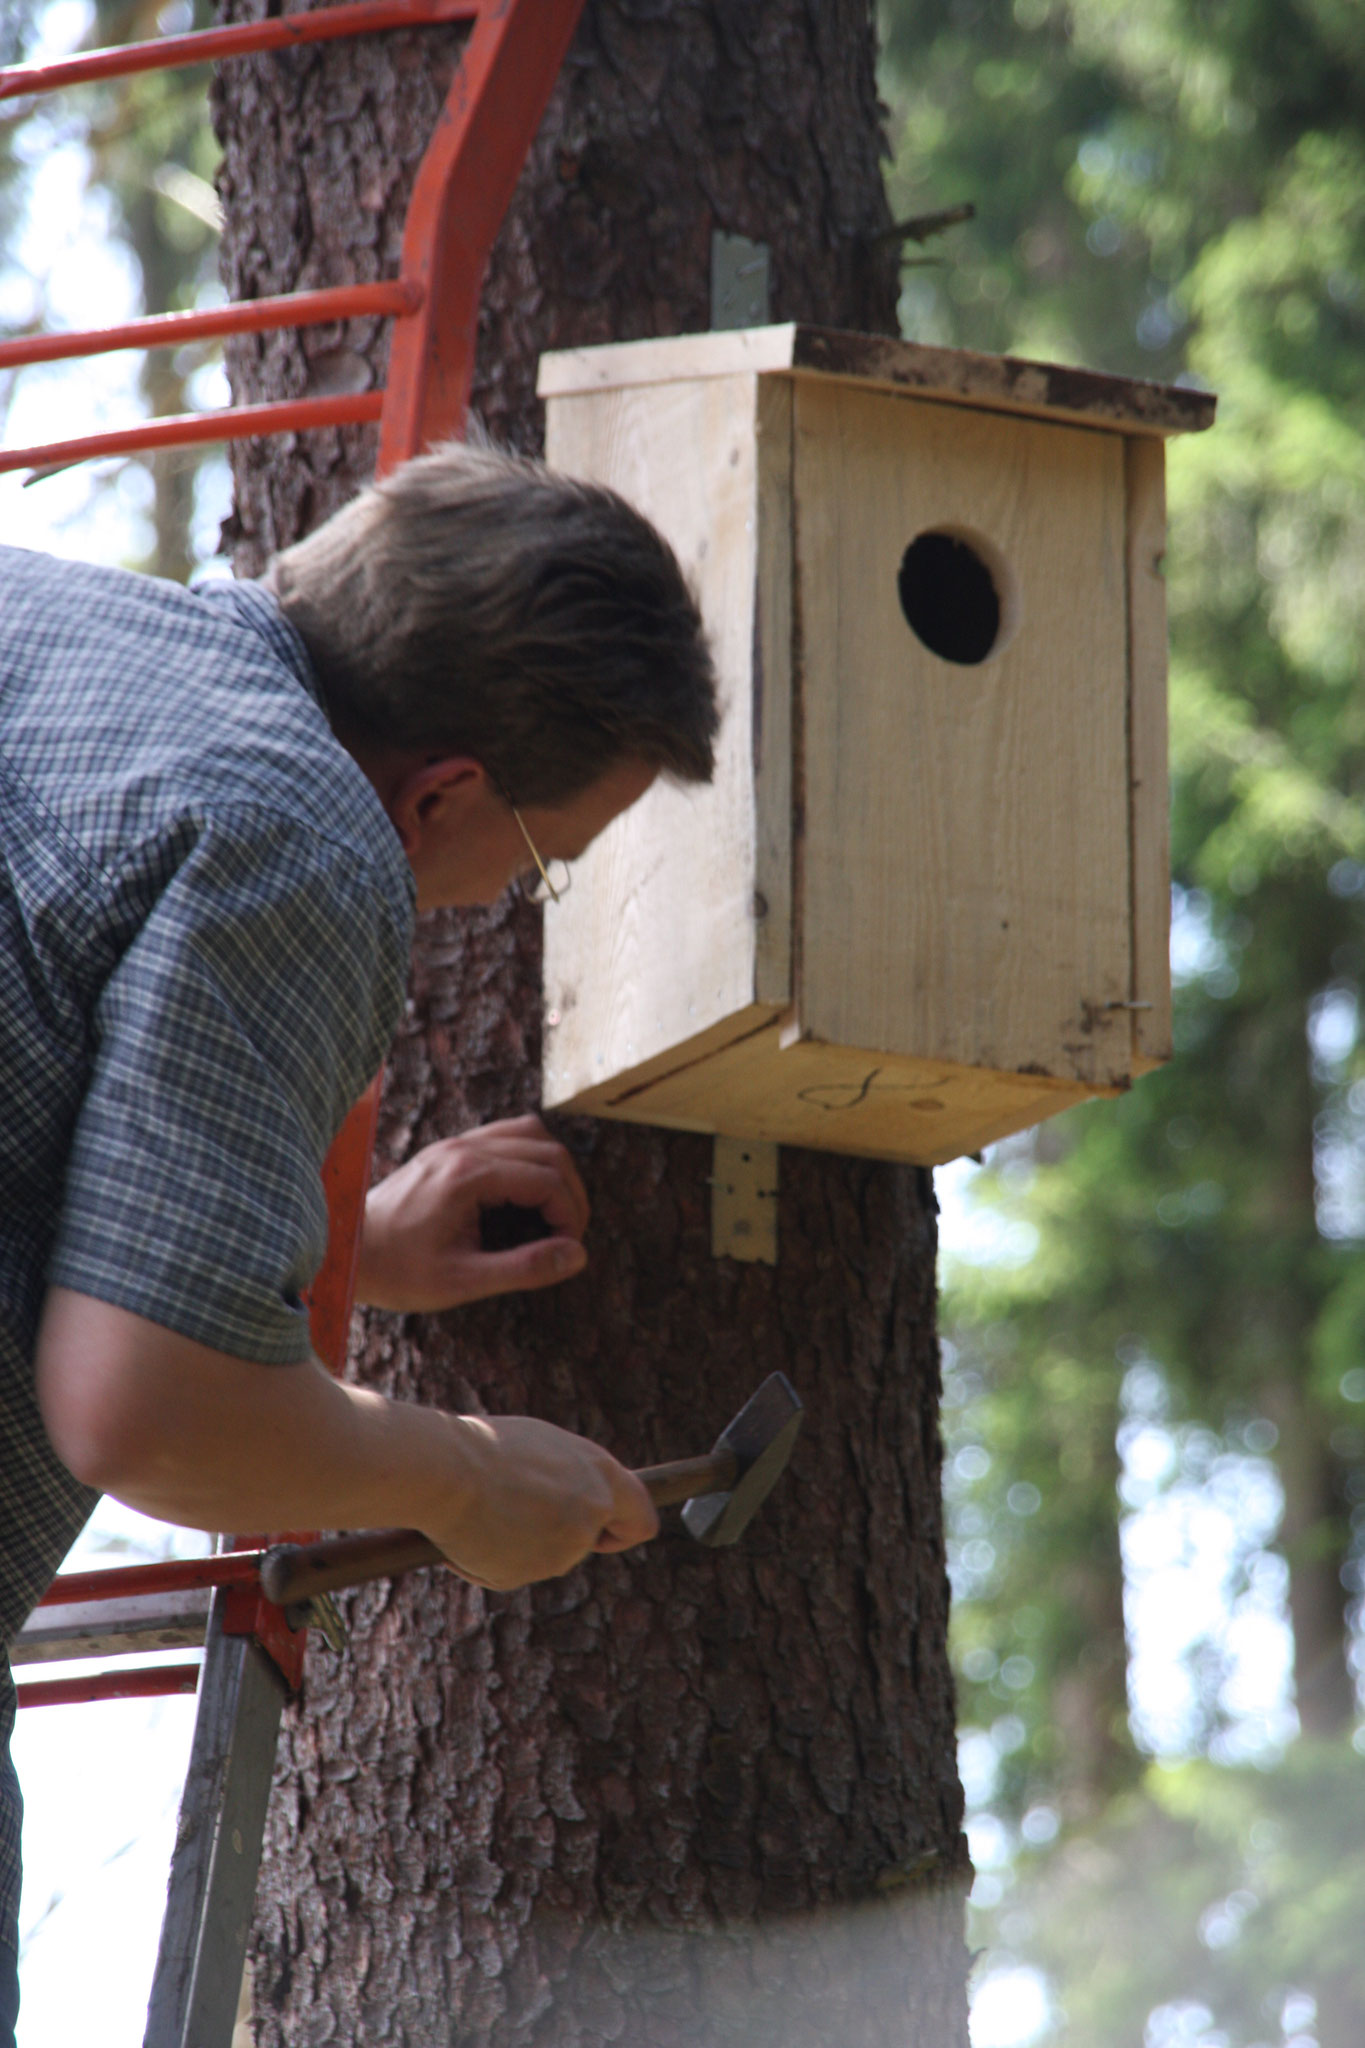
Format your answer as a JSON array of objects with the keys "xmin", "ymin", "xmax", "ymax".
[{"xmin": 35, "ymin": 1289, "xmax": 656, "ymax": 1590}]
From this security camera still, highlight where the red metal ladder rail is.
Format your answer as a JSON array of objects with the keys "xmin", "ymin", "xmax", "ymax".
[{"xmin": 4, "ymin": 0, "xmax": 585, "ymax": 1706}]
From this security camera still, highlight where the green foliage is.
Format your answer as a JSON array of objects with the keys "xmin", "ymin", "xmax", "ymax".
[
  {"xmin": 881, "ymin": 0, "xmax": 1365, "ymax": 2038},
  {"xmin": 1, "ymin": 0, "xmax": 221, "ymax": 578},
  {"xmin": 84, "ymin": 0, "xmax": 222, "ymax": 310},
  {"xmin": 943, "ymin": 1238, "xmax": 1136, "ymax": 1820},
  {"xmin": 1015, "ymin": 1744, "xmax": 1365, "ymax": 2047},
  {"xmin": 85, "ymin": 0, "xmax": 223, "ymax": 580},
  {"xmin": 0, "ymin": 6, "xmax": 48, "ymax": 321},
  {"xmin": 881, "ymin": 0, "xmax": 1162, "ymax": 372}
]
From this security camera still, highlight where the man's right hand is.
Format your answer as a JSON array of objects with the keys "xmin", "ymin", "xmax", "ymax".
[{"xmin": 428, "ymin": 1413, "xmax": 658, "ymax": 1589}]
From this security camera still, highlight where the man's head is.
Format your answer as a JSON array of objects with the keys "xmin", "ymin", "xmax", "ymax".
[{"xmin": 266, "ymin": 436, "xmax": 719, "ymax": 905}]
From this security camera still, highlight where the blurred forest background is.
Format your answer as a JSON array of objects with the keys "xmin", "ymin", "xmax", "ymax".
[
  {"xmin": 3, "ymin": 2, "xmax": 1364, "ymax": 2044},
  {"xmin": 877, "ymin": 4, "xmax": 1365, "ymax": 2046},
  {"xmin": 0, "ymin": 0, "xmax": 224, "ymax": 582}
]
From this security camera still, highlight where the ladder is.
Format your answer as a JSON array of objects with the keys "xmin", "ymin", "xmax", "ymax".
[{"xmin": 0, "ymin": 2, "xmax": 585, "ymax": 2037}]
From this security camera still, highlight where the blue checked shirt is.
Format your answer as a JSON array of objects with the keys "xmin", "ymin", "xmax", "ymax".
[{"xmin": 0, "ymin": 544, "xmax": 416, "ymax": 1956}]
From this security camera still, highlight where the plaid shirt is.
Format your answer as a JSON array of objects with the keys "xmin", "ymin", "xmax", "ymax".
[{"xmin": 0, "ymin": 545, "xmax": 415, "ymax": 1955}]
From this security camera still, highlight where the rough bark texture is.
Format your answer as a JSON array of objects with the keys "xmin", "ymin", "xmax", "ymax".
[{"xmin": 211, "ymin": 4, "xmax": 970, "ymax": 2040}]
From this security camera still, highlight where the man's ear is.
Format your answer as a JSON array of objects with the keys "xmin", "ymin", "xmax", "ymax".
[{"xmin": 384, "ymin": 757, "xmax": 488, "ymax": 859}]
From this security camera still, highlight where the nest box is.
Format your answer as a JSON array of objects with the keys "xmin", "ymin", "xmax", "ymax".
[{"xmin": 537, "ymin": 325, "xmax": 1215, "ymax": 1165}]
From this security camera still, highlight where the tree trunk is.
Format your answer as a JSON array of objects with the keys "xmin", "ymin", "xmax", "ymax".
[
  {"xmin": 1265, "ymin": 1378, "xmax": 1355, "ymax": 1738},
  {"xmin": 1258, "ymin": 996, "xmax": 1355, "ymax": 1740},
  {"xmin": 1050, "ymin": 1420, "xmax": 1135, "ymax": 1821},
  {"xmin": 212, "ymin": 5, "xmax": 970, "ymax": 2041}
]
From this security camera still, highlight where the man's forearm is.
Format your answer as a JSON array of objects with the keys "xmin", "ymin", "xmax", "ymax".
[
  {"xmin": 36, "ymin": 1289, "xmax": 464, "ymax": 1533},
  {"xmin": 34, "ymin": 1288, "xmax": 655, "ymax": 1588}
]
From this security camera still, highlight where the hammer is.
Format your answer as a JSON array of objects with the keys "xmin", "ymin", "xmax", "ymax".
[{"xmin": 259, "ymin": 1371, "xmax": 803, "ymax": 1611}]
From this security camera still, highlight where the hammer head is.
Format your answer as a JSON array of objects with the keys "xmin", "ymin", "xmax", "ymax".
[{"xmin": 681, "ymin": 1371, "xmax": 804, "ymax": 1546}]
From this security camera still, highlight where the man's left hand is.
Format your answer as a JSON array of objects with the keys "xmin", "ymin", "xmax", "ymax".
[{"xmin": 354, "ymin": 1115, "xmax": 589, "ymax": 1312}]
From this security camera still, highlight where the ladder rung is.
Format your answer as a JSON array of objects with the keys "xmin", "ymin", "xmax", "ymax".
[
  {"xmin": 0, "ymin": 390, "xmax": 385, "ymax": 477},
  {"xmin": 0, "ymin": 0, "xmax": 479, "ymax": 103},
  {"xmin": 38, "ymin": 1549, "xmax": 265, "ymax": 1607},
  {"xmin": 0, "ymin": 280, "xmax": 422, "ymax": 372},
  {"xmin": 17, "ymin": 1665, "xmax": 202, "ymax": 1709},
  {"xmin": 13, "ymin": 1589, "xmax": 210, "ymax": 1665}
]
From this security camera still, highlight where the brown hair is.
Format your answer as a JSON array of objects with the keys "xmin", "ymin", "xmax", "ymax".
[{"xmin": 267, "ymin": 436, "xmax": 718, "ymax": 805}]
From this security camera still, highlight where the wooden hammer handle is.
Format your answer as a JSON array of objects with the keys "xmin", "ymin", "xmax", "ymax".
[
  {"xmin": 259, "ymin": 1446, "xmax": 738, "ymax": 1609},
  {"xmin": 636, "ymin": 1446, "xmax": 737, "ymax": 1509}
]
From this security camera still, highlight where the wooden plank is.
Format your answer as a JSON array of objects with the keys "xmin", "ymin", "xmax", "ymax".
[
  {"xmin": 539, "ymin": 325, "xmax": 802, "ymax": 399},
  {"xmin": 787, "ymin": 328, "xmax": 1215, "ymax": 438},
  {"xmin": 542, "ymin": 373, "xmax": 791, "ymax": 1105},
  {"xmin": 538, "ymin": 324, "xmax": 1217, "ymax": 439},
  {"xmin": 792, "ymin": 380, "xmax": 1134, "ymax": 1091},
  {"xmin": 581, "ymin": 1021, "xmax": 1106, "ymax": 1166},
  {"xmin": 1125, "ymin": 434, "xmax": 1173, "ymax": 1071},
  {"xmin": 13, "ymin": 1589, "xmax": 209, "ymax": 1664},
  {"xmin": 753, "ymin": 374, "xmax": 794, "ymax": 1004},
  {"xmin": 546, "ymin": 1002, "xmax": 785, "ymax": 1119}
]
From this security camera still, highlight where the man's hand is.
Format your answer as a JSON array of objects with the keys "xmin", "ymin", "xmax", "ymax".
[
  {"xmin": 431, "ymin": 1414, "xmax": 658, "ymax": 1590},
  {"xmin": 355, "ymin": 1115, "xmax": 589, "ymax": 1312}
]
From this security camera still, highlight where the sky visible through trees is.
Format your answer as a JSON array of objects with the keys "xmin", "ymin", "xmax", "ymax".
[{"xmin": 4, "ymin": 0, "xmax": 1365, "ymax": 2042}]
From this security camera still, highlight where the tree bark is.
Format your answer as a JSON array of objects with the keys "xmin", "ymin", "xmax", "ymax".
[
  {"xmin": 1049, "ymin": 1421, "xmax": 1136, "ymax": 1820},
  {"xmin": 1254, "ymin": 992, "xmax": 1355, "ymax": 1740},
  {"xmin": 212, "ymin": 5, "xmax": 970, "ymax": 2041},
  {"xmin": 1265, "ymin": 1378, "xmax": 1356, "ymax": 1739}
]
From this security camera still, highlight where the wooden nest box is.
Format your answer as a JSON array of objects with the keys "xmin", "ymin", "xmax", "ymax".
[{"xmin": 537, "ymin": 325, "xmax": 1215, "ymax": 1165}]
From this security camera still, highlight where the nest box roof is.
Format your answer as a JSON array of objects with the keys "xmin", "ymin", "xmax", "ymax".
[{"xmin": 537, "ymin": 323, "xmax": 1217, "ymax": 440}]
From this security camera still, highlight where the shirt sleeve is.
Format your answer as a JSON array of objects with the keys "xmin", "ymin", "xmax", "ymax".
[{"xmin": 46, "ymin": 806, "xmax": 412, "ymax": 1363}]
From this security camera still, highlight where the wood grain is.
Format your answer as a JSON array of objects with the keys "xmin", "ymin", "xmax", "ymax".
[
  {"xmin": 753, "ymin": 374, "xmax": 795, "ymax": 1004},
  {"xmin": 793, "ymin": 379, "xmax": 1134, "ymax": 1091},
  {"xmin": 543, "ymin": 361, "xmax": 1159, "ymax": 1152},
  {"xmin": 542, "ymin": 372, "xmax": 791, "ymax": 1105},
  {"xmin": 566, "ymin": 1018, "xmax": 1105, "ymax": 1166},
  {"xmin": 1125, "ymin": 434, "xmax": 1173, "ymax": 1071}
]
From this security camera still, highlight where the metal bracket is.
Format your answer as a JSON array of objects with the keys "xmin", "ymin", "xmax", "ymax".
[
  {"xmin": 143, "ymin": 1591, "xmax": 289, "ymax": 2048},
  {"xmin": 710, "ymin": 230, "xmax": 771, "ymax": 330},
  {"xmin": 219, "ymin": 1583, "xmax": 307, "ymax": 1693},
  {"xmin": 710, "ymin": 1137, "xmax": 779, "ymax": 1264}
]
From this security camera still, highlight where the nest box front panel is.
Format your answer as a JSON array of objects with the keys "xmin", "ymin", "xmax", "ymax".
[{"xmin": 791, "ymin": 379, "xmax": 1133, "ymax": 1093}]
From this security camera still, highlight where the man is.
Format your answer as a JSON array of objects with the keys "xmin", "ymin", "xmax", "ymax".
[{"xmin": 0, "ymin": 435, "xmax": 718, "ymax": 2034}]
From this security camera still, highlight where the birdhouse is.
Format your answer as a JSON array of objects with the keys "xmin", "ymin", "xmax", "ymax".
[{"xmin": 536, "ymin": 325, "xmax": 1214, "ymax": 1165}]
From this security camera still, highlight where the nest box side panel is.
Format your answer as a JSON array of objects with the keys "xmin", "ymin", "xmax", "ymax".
[
  {"xmin": 792, "ymin": 380, "xmax": 1133, "ymax": 1091},
  {"xmin": 1125, "ymin": 433, "xmax": 1173, "ymax": 1073},
  {"xmin": 541, "ymin": 373, "xmax": 790, "ymax": 1111}
]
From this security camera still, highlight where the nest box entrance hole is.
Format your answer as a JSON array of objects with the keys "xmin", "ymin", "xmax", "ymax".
[{"xmin": 897, "ymin": 526, "xmax": 1018, "ymax": 666}]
